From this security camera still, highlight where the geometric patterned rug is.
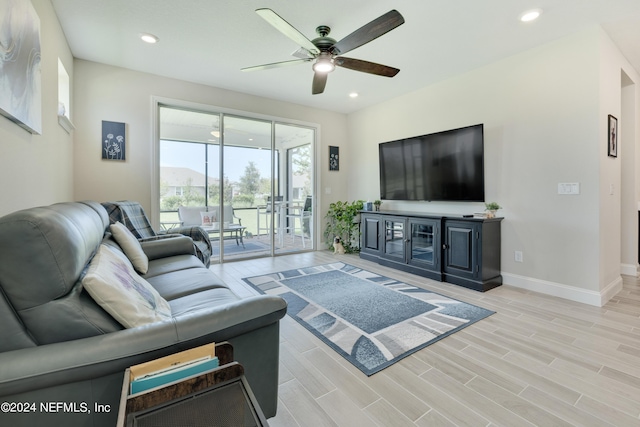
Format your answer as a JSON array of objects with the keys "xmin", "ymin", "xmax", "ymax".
[{"xmin": 242, "ymin": 262, "xmax": 495, "ymax": 376}]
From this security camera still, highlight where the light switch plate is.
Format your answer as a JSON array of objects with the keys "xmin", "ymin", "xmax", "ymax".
[{"xmin": 558, "ymin": 183, "xmax": 580, "ymax": 195}]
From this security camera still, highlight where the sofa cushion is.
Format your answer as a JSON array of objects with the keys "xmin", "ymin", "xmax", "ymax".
[
  {"xmin": 168, "ymin": 288, "xmax": 241, "ymax": 316},
  {"xmin": 110, "ymin": 221, "xmax": 148, "ymax": 274},
  {"xmin": 143, "ymin": 254, "xmax": 205, "ymax": 279},
  {"xmin": 0, "ymin": 202, "xmax": 108, "ymax": 311},
  {"xmin": 147, "ymin": 269, "xmax": 229, "ymax": 301},
  {"xmin": 82, "ymin": 245, "xmax": 171, "ymax": 328}
]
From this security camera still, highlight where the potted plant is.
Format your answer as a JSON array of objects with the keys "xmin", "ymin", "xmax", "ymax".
[
  {"xmin": 485, "ymin": 202, "xmax": 501, "ymax": 218},
  {"xmin": 324, "ymin": 200, "xmax": 364, "ymax": 253},
  {"xmin": 373, "ymin": 200, "xmax": 382, "ymax": 211}
]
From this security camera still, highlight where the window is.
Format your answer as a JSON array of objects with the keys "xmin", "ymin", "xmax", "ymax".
[{"xmin": 57, "ymin": 58, "xmax": 74, "ymax": 133}]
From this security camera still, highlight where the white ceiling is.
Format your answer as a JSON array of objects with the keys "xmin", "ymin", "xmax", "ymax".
[{"xmin": 51, "ymin": 0, "xmax": 640, "ymax": 115}]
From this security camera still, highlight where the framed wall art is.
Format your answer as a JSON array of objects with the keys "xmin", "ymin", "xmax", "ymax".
[
  {"xmin": 102, "ymin": 121, "xmax": 126, "ymax": 160},
  {"xmin": 329, "ymin": 146, "xmax": 339, "ymax": 171},
  {"xmin": 0, "ymin": 0, "xmax": 42, "ymax": 134},
  {"xmin": 608, "ymin": 115, "xmax": 617, "ymax": 158}
]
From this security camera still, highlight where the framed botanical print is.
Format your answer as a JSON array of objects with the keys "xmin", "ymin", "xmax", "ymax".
[
  {"xmin": 329, "ymin": 146, "xmax": 339, "ymax": 171},
  {"xmin": 102, "ymin": 121, "xmax": 126, "ymax": 160},
  {"xmin": 608, "ymin": 114, "xmax": 617, "ymax": 158}
]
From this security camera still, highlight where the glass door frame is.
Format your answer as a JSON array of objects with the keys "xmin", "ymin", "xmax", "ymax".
[{"xmin": 151, "ymin": 96, "xmax": 319, "ymax": 259}]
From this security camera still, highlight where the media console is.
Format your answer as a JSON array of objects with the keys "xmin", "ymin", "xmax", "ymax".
[{"xmin": 360, "ymin": 211, "xmax": 502, "ymax": 292}]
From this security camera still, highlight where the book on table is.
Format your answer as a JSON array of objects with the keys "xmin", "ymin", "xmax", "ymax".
[{"xmin": 129, "ymin": 342, "xmax": 219, "ymax": 394}]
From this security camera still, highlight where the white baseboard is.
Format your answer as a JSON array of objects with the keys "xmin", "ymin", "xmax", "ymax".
[
  {"xmin": 502, "ymin": 273, "xmax": 623, "ymax": 307},
  {"xmin": 620, "ymin": 263, "xmax": 639, "ymax": 277}
]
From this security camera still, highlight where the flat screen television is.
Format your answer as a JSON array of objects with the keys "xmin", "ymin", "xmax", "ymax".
[{"xmin": 379, "ymin": 124, "xmax": 484, "ymax": 202}]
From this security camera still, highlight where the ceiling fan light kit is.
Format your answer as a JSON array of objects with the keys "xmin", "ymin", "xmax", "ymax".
[
  {"xmin": 312, "ymin": 53, "xmax": 335, "ymax": 73},
  {"xmin": 243, "ymin": 8, "xmax": 405, "ymax": 95}
]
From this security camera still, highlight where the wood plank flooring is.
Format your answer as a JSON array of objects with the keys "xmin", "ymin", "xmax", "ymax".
[{"xmin": 209, "ymin": 252, "xmax": 640, "ymax": 427}]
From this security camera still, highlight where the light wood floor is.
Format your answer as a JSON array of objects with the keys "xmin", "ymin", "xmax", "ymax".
[{"xmin": 210, "ymin": 252, "xmax": 640, "ymax": 427}]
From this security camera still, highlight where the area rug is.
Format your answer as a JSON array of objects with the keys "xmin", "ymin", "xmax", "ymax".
[
  {"xmin": 211, "ymin": 241, "xmax": 269, "ymax": 256},
  {"xmin": 243, "ymin": 262, "xmax": 494, "ymax": 376}
]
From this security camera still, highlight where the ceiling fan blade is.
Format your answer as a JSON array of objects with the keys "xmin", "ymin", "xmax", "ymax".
[
  {"xmin": 312, "ymin": 72, "xmax": 328, "ymax": 95},
  {"xmin": 330, "ymin": 10, "xmax": 405, "ymax": 55},
  {"xmin": 335, "ymin": 57, "xmax": 399, "ymax": 77},
  {"xmin": 242, "ymin": 58, "xmax": 311, "ymax": 72},
  {"xmin": 256, "ymin": 8, "xmax": 319, "ymax": 55}
]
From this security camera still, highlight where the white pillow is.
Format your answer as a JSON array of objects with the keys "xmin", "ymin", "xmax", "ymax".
[
  {"xmin": 82, "ymin": 244, "xmax": 172, "ymax": 328},
  {"xmin": 178, "ymin": 206, "xmax": 204, "ymax": 226},
  {"xmin": 200, "ymin": 211, "xmax": 216, "ymax": 226},
  {"xmin": 110, "ymin": 222, "xmax": 148, "ymax": 274}
]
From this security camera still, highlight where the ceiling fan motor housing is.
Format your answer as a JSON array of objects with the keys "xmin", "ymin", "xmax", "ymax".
[{"xmin": 312, "ymin": 26, "xmax": 336, "ymax": 51}]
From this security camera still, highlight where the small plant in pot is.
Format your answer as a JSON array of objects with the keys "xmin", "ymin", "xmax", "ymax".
[
  {"xmin": 485, "ymin": 202, "xmax": 501, "ymax": 218},
  {"xmin": 373, "ymin": 200, "xmax": 382, "ymax": 211}
]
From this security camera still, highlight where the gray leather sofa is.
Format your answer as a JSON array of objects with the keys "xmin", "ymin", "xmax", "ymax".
[{"xmin": 0, "ymin": 201, "xmax": 287, "ymax": 427}]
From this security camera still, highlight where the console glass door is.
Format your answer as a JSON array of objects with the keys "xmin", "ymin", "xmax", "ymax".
[
  {"xmin": 409, "ymin": 221, "xmax": 436, "ymax": 267},
  {"xmin": 384, "ymin": 219, "xmax": 405, "ymax": 259}
]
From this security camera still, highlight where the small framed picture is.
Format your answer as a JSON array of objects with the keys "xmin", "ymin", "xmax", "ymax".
[
  {"xmin": 329, "ymin": 146, "xmax": 339, "ymax": 171},
  {"xmin": 608, "ymin": 114, "xmax": 617, "ymax": 158},
  {"xmin": 102, "ymin": 121, "xmax": 126, "ymax": 161}
]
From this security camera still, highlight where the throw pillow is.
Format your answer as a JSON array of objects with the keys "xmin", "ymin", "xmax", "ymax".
[
  {"xmin": 200, "ymin": 211, "xmax": 218, "ymax": 229},
  {"xmin": 82, "ymin": 244, "xmax": 171, "ymax": 328},
  {"xmin": 110, "ymin": 221, "xmax": 149, "ymax": 274}
]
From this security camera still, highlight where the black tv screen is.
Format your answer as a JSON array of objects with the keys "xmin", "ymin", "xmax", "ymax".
[{"xmin": 379, "ymin": 124, "xmax": 484, "ymax": 202}]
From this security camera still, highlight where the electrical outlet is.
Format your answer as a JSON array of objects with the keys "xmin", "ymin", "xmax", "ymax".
[
  {"xmin": 558, "ymin": 183, "xmax": 580, "ymax": 195},
  {"xmin": 514, "ymin": 251, "xmax": 523, "ymax": 262}
]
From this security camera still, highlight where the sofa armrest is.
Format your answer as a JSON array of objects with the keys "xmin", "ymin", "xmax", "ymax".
[
  {"xmin": 140, "ymin": 234, "xmax": 195, "ymax": 260},
  {"xmin": 0, "ymin": 321, "xmax": 178, "ymax": 398},
  {"xmin": 0, "ymin": 295, "xmax": 287, "ymax": 398},
  {"xmin": 159, "ymin": 226, "xmax": 211, "ymax": 246},
  {"xmin": 172, "ymin": 295, "xmax": 287, "ymax": 342}
]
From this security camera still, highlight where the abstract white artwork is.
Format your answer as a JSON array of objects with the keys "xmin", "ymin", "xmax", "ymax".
[{"xmin": 0, "ymin": 0, "xmax": 42, "ymax": 134}]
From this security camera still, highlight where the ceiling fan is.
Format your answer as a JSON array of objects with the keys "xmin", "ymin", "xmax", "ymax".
[{"xmin": 242, "ymin": 9, "xmax": 405, "ymax": 95}]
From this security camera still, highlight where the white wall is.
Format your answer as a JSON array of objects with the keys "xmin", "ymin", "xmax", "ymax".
[
  {"xmin": 72, "ymin": 60, "xmax": 349, "ymax": 245},
  {"xmin": 598, "ymin": 31, "xmax": 640, "ymax": 298},
  {"xmin": 0, "ymin": 0, "xmax": 74, "ymax": 216},
  {"xmin": 620, "ymin": 75, "xmax": 638, "ymax": 274},
  {"xmin": 347, "ymin": 27, "xmax": 639, "ymax": 305}
]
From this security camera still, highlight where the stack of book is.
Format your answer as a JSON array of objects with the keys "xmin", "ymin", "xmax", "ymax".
[{"xmin": 129, "ymin": 343, "xmax": 219, "ymax": 394}]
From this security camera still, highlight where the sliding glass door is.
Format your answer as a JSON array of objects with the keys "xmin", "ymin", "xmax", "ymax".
[
  {"xmin": 222, "ymin": 115, "xmax": 274, "ymax": 260},
  {"xmin": 276, "ymin": 123, "xmax": 314, "ymax": 253},
  {"xmin": 158, "ymin": 105, "xmax": 315, "ymax": 263}
]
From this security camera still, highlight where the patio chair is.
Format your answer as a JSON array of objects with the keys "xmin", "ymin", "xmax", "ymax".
[
  {"xmin": 256, "ymin": 196, "xmax": 283, "ymax": 237},
  {"xmin": 283, "ymin": 195, "xmax": 312, "ymax": 248},
  {"xmin": 101, "ymin": 201, "xmax": 212, "ymax": 267}
]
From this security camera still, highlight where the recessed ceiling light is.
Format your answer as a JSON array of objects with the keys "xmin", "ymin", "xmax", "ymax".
[
  {"xmin": 520, "ymin": 8, "xmax": 542, "ymax": 22},
  {"xmin": 349, "ymin": 92, "xmax": 359, "ymax": 98},
  {"xmin": 140, "ymin": 33, "xmax": 159, "ymax": 44}
]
